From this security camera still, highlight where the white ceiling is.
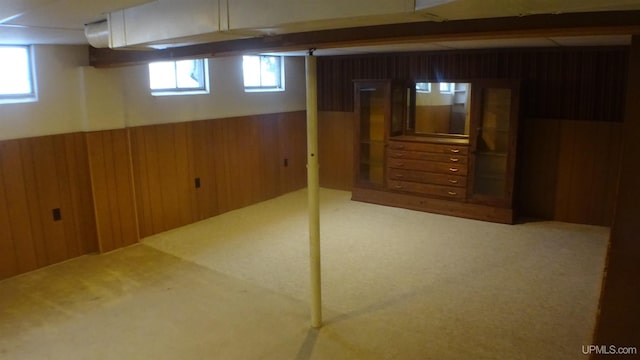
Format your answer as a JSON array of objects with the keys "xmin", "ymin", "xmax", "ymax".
[
  {"xmin": 0, "ymin": 0, "xmax": 154, "ymax": 44},
  {"xmin": 0, "ymin": 0, "xmax": 639, "ymax": 52}
]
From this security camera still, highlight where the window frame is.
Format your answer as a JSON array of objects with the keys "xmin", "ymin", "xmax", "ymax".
[
  {"xmin": 439, "ymin": 82, "xmax": 455, "ymax": 94},
  {"xmin": 416, "ymin": 82, "xmax": 431, "ymax": 93},
  {"xmin": 242, "ymin": 55, "xmax": 285, "ymax": 92},
  {"xmin": 148, "ymin": 58, "xmax": 210, "ymax": 96},
  {"xmin": 0, "ymin": 45, "xmax": 37, "ymax": 104}
]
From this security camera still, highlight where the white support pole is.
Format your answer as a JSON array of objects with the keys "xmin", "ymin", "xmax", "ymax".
[{"xmin": 305, "ymin": 51, "xmax": 322, "ymax": 328}]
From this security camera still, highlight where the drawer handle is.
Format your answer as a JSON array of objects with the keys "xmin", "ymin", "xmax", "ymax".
[
  {"xmin": 392, "ymin": 144, "xmax": 405, "ymax": 150},
  {"xmin": 449, "ymin": 167, "xmax": 459, "ymax": 172},
  {"xmin": 395, "ymin": 174, "xmax": 404, "ymax": 179},
  {"xmin": 396, "ymin": 162, "xmax": 404, "ymax": 167},
  {"xmin": 449, "ymin": 158, "xmax": 459, "ymax": 163},
  {"xmin": 394, "ymin": 153, "xmax": 404, "ymax": 158},
  {"xmin": 394, "ymin": 185, "xmax": 404, "ymax": 189},
  {"xmin": 448, "ymin": 191, "xmax": 457, "ymax": 196},
  {"xmin": 448, "ymin": 179, "xmax": 458, "ymax": 184},
  {"xmin": 450, "ymin": 149, "xmax": 460, "ymax": 154}
]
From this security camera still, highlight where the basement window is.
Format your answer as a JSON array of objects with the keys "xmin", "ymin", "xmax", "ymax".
[
  {"xmin": 416, "ymin": 82, "xmax": 431, "ymax": 93},
  {"xmin": 0, "ymin": 45, "xmax": 37, "ymax": 104},
  {"xmin": 439, "ymin": 82, "xmax": 455, "ymax": 94},
  {"xmin": 148, "ymin": 58, "xmax": 209, "ymax": 96},
  {"xmin": 243, "ymin": 55, "xmax": 284, "ymax": 92}
]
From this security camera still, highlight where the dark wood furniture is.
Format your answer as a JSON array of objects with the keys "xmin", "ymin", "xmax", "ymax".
[{"xmin": 352, "ymin": 79, "xmax": 520, "ymax": 224}]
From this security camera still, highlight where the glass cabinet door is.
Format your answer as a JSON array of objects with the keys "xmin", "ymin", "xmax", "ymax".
[
  {"xmin": 354, "ymin": 81, "xmax": 388, "ymax": 188},
  {"xmin": 469, "ymin": 80, "xmax": 520, "ymax": 207},
  {"xmin": 390, "ymin": 82, "xmax": 406, "ymax": 136}
]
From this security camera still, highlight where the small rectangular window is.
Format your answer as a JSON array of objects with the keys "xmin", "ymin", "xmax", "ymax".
[
  {"xmin": 243, "ymin": 55, "xmax": 284, "ymax": 92},
  {"xmin": 149, "ymin": 58, "xmax": 209, "ymax": 96},
  {"xmin": 0, "ymin": 45, "xmax": 37, "ymax": 104},
  {"xmin": 416, "ymin": 82, "xmax": 431, "ymax": 93},
  {"xmin": 439, "ymin": 82, "xmax": 455, "ymax": 94}
]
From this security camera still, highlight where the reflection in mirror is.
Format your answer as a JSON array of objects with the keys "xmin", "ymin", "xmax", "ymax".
[{"xmin": 413, "ymin": 82, "xmax": 471, "ymax": 136}]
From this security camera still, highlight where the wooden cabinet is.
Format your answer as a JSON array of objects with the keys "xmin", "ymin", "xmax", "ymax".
[
  {"xmin": 353, "ymin": 80, "xmax": 408, "ymax": 189},
  {"xmin": 468, "ymin": 80, "xmax": 520, "ymax": 208},
  {"xmin": 352, "ymin": 79, "xmax": 520, "ymax": 224}
]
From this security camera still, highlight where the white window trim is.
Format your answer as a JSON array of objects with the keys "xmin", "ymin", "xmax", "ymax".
[
  {"xmin": 0, "ymin": 45, "xmax": 38, "ymax": 105},
  {"xmin": 243, "ymin": 55, "xmax": 285, "ymax": 93},
  {"xmin": 149, "ymin": 58, "xmax": 210, "ymax": 97}
]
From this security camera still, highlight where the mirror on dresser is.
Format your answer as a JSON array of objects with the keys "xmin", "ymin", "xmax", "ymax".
[{"xmin": 407, "ymin": 82, "xmax": 472, "ymax": 138}]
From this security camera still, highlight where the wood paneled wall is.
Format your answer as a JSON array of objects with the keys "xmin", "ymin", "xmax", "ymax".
[
  {"xmin": 318, "ymin": 111, "xmax": 355, "ymax": 191},
  {"xmin": 591, "ymin": 35, "xmax": 640, "ymax": 357},
  {"xmin": 130, "ymin": 111, "xmax": 307, "ymax": 238},
  {"xmin": 86, "ymin": 129, "xmax": 139, "ymax": 253},
  {"xmin": 518, "ymin": 118, "xmax": 622, "ymax": 226},
  {"xmin": 1, "ymin": 111, "xmax": 307, "ymax": 279},
  {"xmin": 317, "ymin": 47, "xmax": 628, "ymax": 122},
  {"xmin": 315, "ymin": 110, "xmax": 622, "ymax": 226},
  {"xmin": 0, "ymin": 134, "xmax": 97, "ymax": 280}
]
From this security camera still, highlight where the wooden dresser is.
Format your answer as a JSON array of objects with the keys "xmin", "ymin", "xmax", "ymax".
[
  {"xmin": 352, "ymin": 79, "xmax": 520, "ymax": 224},
  {"xmin": 386, "ymin": 139, "xmax": 468, "ymax": 201}
]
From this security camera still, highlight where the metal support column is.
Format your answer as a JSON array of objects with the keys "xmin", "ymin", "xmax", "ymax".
[{"xmin": 305, "ymin": 50, "xmax": 322, "ymax": 328}]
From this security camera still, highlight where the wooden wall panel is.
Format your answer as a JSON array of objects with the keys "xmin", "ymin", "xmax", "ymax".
[
  {"xmin": 278, "ymin": 111, "xmax": 308, "ymax": 193},
  {"xmin": 189, "ymin": 119, "xmax": 217, "ymax": 220},
  {"xmin": 554, "ymin": 120, "xmax": 622, "ymax": 225},
  {"xmin": 129, "ymin": 123, "xmax": 195, "ymax": 238},
  {"xmin": 0, "ymin": 134, "xmax": 98, "ymax": 280},
  {"xmin": 18, "ymin": 140, "xmax": 49, "ymax": 266},
  {"xmin": 317, "ymin": 47, "xmax": 628, "ymax": 122},
  {"xmin": 129, "ymin": 111, "xmax": 307, "ymax": 238},
  {"xmin": 517, "ymin": 118, "xmax": 622, "ymax": 226},
  {"xmin": 0, "ymin": 159, "xmax": 18, "ymax": 278},
  {"xmin": 591, "ymin": 35, "xmax": 640, "ymax": 358},
  {"xmin": 517, "ymin": 119, "xmax": 561, "ymax": 219},
  {"xmin": 318, "ymin": 111, "xmax": 355, "ymax": 191},
  {"xmin": 86, "ymin": 129, "xmax": 138, "ymax": 253},
  {"xmin": 0, "ymin": 140, "xmax": 39, "ymax": 275},
  {"xmin": 55, "ymin": 134, "xmax": 98, "ymax": 256},
  {"xmin": 1, "ymin": 111, "xmax": 308, "ymax": 279}
]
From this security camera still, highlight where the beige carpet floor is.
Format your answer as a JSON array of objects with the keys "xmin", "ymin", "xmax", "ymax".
[{"xmin": 0, "ymin": 188, "xmax": 609, "ymax": 359}]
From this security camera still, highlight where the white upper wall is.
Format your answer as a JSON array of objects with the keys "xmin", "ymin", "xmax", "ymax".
[
  {"xmin": 0, "ymin": 45, "xmax": 307, "ymax": 141},
  {"xmin": 120, "ymin": 55, "xmax": 306, "ymax": 127},
  {"xmin": 0, "ymin": 45, "xmax": 88, "ymax": 141}
]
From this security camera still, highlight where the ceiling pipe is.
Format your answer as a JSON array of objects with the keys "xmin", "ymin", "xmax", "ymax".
[{"xmin": 84, "ymin": 20, "xmax": 109, "ymax": 48}]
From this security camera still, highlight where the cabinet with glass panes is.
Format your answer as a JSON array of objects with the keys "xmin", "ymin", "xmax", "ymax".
[{"xmin": 352, "ymin": 78, "xmax": 520, "ymax": 224}]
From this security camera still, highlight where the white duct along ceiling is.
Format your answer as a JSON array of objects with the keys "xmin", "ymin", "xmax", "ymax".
[
  {"xmin": 83, "ymin": 0, "xmax": 640, "ymax": 50},
  {"xmin": 84, "ymin": 0, "xmax": 447, "ymax": 49}
]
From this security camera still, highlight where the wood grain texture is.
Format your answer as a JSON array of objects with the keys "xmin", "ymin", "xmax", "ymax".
[
  {"xmin": 0, "ymin": 140, "xmax": 38, "ymax": 275},
  {"xmin": 517, "ymin": 118, "xmax": 621, "ymax": 226},
  {"xmin": 318, "ymin": 111, "xmax": 355, "ymax": 191},
  {"xmin": 130, "ymin": 111, "xmax": 307, "ymax": 238},
  {"xmin": 317, "ymin": 47, "xmax": 628, "ymax": 122},
  {"xmin": 86, "ymin": 129, "xmax": 138, "ymax": 253},
  {"xmin": 278, "ymin": 112, "xmax": 308, "ymax": 193},
  {"xmin": 0, "ymin": 134, "xmax": 98, "ymax": 280},
  {"xmin": 591, "ymin": 35, "xmax": 640, "ymax": 358}
]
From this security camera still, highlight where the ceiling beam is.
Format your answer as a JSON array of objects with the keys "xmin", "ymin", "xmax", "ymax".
[{"xmin": 89, "ymin": 10, "xmax": 640, "ymax": 67}]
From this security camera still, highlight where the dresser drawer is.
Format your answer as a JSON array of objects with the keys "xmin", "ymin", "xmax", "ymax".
[
  {"xmin": 388, "ymin": 180, "xmax": 466, "ymax": 200},
  {"xmin": 388, "ymin": 141, "xmax": 469, "ymax": 155},
  {"xmin": 387, "ymin": 149, "xmax": 467, "ymax": 164},
  {"xmin": 387, "ymin": 158, "xmax": 468, "ymax": 176},
  {"xmin": 388, "ymin": 169, "xmax": 467, "ymax": 188}
]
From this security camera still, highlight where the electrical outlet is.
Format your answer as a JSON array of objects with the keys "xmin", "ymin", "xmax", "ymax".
[{"xmin": 52, "ymin": 208, "xmax": 62, "ymax": 221}]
